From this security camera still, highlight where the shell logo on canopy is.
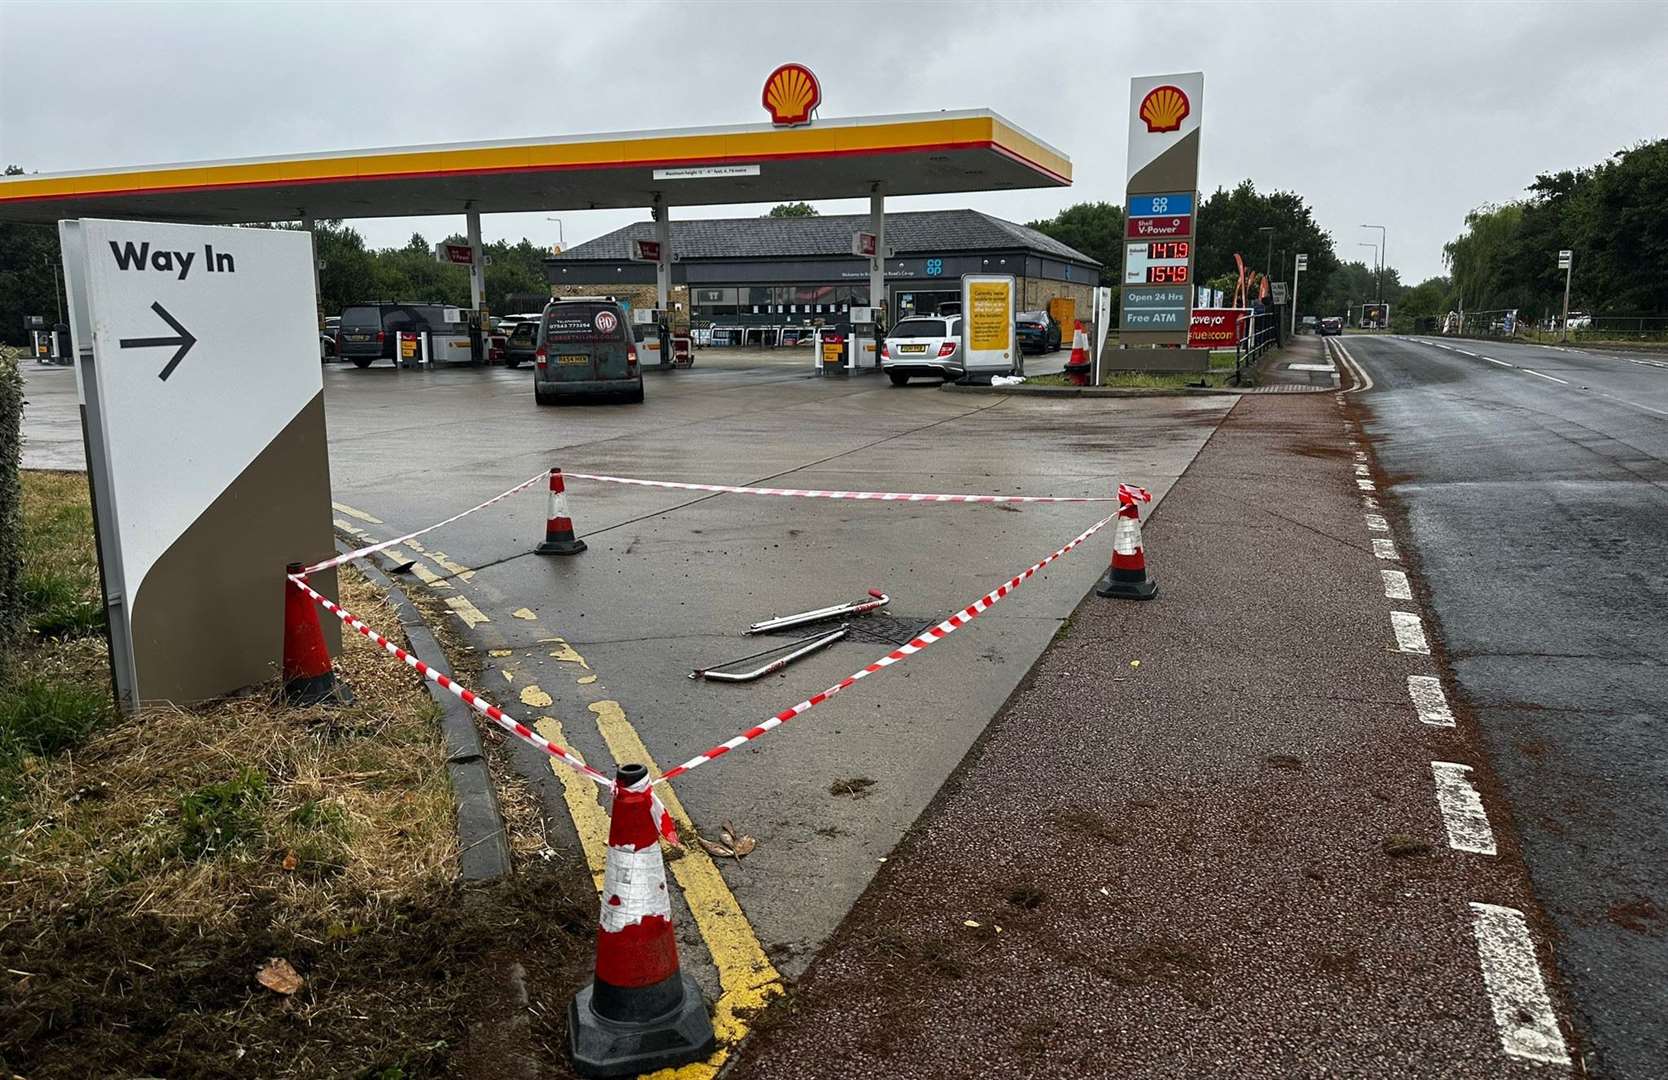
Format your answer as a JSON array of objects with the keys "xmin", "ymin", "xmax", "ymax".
[
  {"xmin": 762, "ymin": 64, "xmax": 821, "ymax": 127},
  {"xmin": 1138, "ymin": 85, "xmax": 1191, "ymax": 134}
]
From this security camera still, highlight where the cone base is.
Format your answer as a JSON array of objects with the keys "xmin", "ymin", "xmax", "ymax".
[
  {"xmin": 535, "ymin": 537, "xmax": 588, "ymax": 556},
  {"xmin": 1095, "ymin": 570, "xmax": 1157, "ymax": 601},
  {"xmin": 283, "ymin": 672, "xmax": 354, "ymax": 706},
  {"xmin": 568, "ymin": 972, "xmax": 715, "ymax": 1078}
]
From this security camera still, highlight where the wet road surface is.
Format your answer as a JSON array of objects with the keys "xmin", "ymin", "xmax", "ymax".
[{"xmin": 1342, "ymin": 334, "xmax": 1667, "ymax": 1079}]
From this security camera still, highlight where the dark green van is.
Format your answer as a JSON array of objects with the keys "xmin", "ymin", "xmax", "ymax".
[{"xmin": 533, "ymin": 298, "xmax": 644, "ymax": 405}]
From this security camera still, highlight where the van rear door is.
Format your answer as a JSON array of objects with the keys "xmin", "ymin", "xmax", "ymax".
[{"xmin": 542, "ymin": 303, "xmax": 630, "ymax": 383}]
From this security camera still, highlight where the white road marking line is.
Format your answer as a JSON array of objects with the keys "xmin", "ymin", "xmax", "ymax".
[
  {"xmin": 1408, "ymin": 674, "xmax": 1453, "ymax": 726},
  {"xmin": 1456, "ymin": 348, "xmax": 1480, "ymax": 357},
  {"xmin": 1518, "ymin": 367, "xmax": 1570, "ymax": 385},
  {"xmin": 1362, "ymin": 495, "xmax": 1380, "ymax": 509},
  {"xmin": 1382, "ymin": 569, "xmax": 1413, "ymax": 600},
  {"xmin": 1469, "ymin": 903, "xmax": 1571, "ymax": 1066},
  {"xmin": 1354, "ymin": 451, "xmax": 1369, "ymax": 461},
  {"xmin": 1483, "ymin": 357, "xmax": 1513, "ymax": 368},
  {"xmin": 1357, "ymin": 479, "xmax": 1376, "ymax": 491},
  {"xmin": 1391, "ymin": 610, "xmax": 1430, "ymax": 654},
  {"xmin": 1332, "ymin": 338, "xmax": 1375, "ymax": 394},
  {"xmin": 1372, "ymin": 537, "xmax": 1399, "ymax": 560},
  {"xmin": 1365, "ymin": 514, "xmax": 1390, "ymax": 531},
  {"xmin": 1355, "ymin": 464, "xmax": 1371, "ymax": 476},
  {"xmin": 1432, "ymin": 763, "xmax": 1497, "ymax": 855}
]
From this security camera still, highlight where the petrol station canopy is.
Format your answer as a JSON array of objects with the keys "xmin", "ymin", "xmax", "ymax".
[{"xmin": 0, "ymin": 110, "xmax": 1070, "ymax": 225}]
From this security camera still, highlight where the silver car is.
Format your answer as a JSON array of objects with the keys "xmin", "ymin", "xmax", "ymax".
[{"xmin": 882, "ymin": 315, "xmax": 963, "ymax": 385}]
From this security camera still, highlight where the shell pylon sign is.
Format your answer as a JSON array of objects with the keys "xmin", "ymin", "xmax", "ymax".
[
  {"xmin": 1119, "ymin": 71, "xmax": 1205, "ymax": 348},
  {"xmin": 762, "ymin": 63, "xmax": 821, "ymax": 127}
]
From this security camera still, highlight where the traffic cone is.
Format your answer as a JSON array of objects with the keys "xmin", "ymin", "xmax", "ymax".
[
  {"xmin": 535, "ymin": 467, "xmax": 587, "ymax": 556},
  {"xmin": 1095, "ymin": 485, "xmax": 1157, "ymax": 600},
  {"xmin": 569, "ymin": 763, "xmax": 715, "ymax": 1078},
  {"xmin": 282, "ymin": 564, "xmax": 350, "ymax": 704},
  {"xmin": 1064, "ymin": 320, "xmax": 1090, "ymax": 386}
]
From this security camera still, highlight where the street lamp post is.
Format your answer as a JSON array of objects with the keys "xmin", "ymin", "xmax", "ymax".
[
  {"xmin": 1257, "ymin": 226, "xmax": 1274, "ymax": 281},
  {"xmin": 1358, "ymin": 242, "xmax": 1379, "ymax": 325},
  {"xmin": 1558, "ymin": 249, "xmax": 1574, "ymax": 342},
  {"xmin": 546, "ymin": 217, "xmax": 565, "ymax": 252},
  {"xmin": 1362, "ymin": 224, "xmax": 1386, "ymax": 303}
]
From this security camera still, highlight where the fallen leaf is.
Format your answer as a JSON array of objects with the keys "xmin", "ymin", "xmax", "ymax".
[
  {"xmin": 512, "ymin": 607, "xmax": 537, "ymax": 621},
  {"xmin": 698, "ymin": 836, "xmax": 734, "ymax": 859},
  {"xmin": 720, "ymin": 821, "xmax": 738, "ymax": 848},
  {"xmin": 488, "ymin": 649, "xmax": 513, "ymax": 658},
  {"xmin": 963, "ymin": 919, "xmax": 981, "ymax": 928},
  {"xmin": 731, "ymin": 835, "xmax": 757, "ymax": 857},
  {"xmin": 256, "ymin": 957, "xmax": 303, "ymax": 995},
  {"xmin": 281, "ymin": 851, "xmax": 298, "ymax": 872},
  {"xmin": 1130, "ymin": 659, "xmax": 1141, "ymax": 668}
]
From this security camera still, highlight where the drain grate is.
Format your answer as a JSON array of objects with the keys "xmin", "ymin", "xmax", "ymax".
[{"xmin": 753, "ymin": 612, "xmax": 937, "ymax": 648}]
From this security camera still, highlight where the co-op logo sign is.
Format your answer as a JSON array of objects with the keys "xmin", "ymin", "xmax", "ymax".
[{"xmin": 762, "ymin": 63, "xmax": 820, "ymax": 127}]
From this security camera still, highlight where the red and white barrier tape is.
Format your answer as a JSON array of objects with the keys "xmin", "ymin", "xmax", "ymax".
[
  {"xmin": 655, "ymin": 507, "xmax": 1120, "ymax": 783},
  {"xmin": 308, "ymin": 471, "xmax": 547, "ymax": 574},
  {"xmin": 565, "ymin": 471, "xmax": 1121, "ymax": 505},
  {"xmin": 286, "ymin": 572, "xmax": 679, "ymax": 842}
]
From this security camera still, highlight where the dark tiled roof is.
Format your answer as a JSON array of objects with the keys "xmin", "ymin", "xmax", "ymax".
[{"xmin": 550, "ymin": 209, "xmax": 1097, "ymax": 265}]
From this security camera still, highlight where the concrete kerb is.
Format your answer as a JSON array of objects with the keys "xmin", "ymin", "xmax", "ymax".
[{"xmin": 347, "ymin": 548, "xmax": 513, "ymax": 882}]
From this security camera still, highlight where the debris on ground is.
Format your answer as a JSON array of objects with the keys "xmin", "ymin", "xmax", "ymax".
[{"xmin": 829, "ymin": 777, "xmax": 876, "ymax": 798}]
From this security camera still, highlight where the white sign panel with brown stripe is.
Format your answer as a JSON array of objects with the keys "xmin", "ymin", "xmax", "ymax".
[{"xmin": 59, "ymin": 218, "xmax": 337, "ymax": 709}]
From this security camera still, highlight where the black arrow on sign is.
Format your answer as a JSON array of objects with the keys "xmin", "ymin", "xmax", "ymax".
[{"xmin": 119, "ymin": 301, "xmax": 197, "ymax": 381}]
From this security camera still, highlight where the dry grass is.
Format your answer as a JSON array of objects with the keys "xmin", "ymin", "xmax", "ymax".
[{"xmin": 1, "ymin": 572, "xmax": 455, "ymax": 935}]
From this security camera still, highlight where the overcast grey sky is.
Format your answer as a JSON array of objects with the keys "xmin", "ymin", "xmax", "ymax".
[{"xmin": 3, "ymin": 0, "xmax": 1664, "ymax": 281}]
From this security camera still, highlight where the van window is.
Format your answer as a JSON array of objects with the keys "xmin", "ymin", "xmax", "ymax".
[
  {"xmin": 341, "ymin": 306, "xmax": 382, "ymax": 330},
  {"xmin": 546, "ymin": 303, "xmax": 626, "ymax": 344},
  {"xmin": 892, "ymin": 318, "xmax": 948, "ymax": 338}
]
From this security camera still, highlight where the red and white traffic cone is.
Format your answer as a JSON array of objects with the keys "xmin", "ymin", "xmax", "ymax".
[
  {"xmin": 1095, "ymin": 484, "xmax": 1157, "ymax": 600},
  {"xmin": 282, "ymin": 564, "xmax": 350, "ymax": 704},
  {"xmin": 535, "ymin": 467, "xmax": 587, "ymax": 556},
  {"xmin": 569, "ymin": 763, "xmax": 715, "ymax": 1077},
  {"xmin": 1064, "ymin": 320, "xmax": 1091, "ymax": 386}
]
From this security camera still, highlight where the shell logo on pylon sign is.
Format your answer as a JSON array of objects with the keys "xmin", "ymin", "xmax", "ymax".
[
  {"xmin": 762, "ymin": 63, "xmax": 821, "ymax": 127},
  {"xmin": 1138, "ymin": 84, "xmax": 1191, "ymax": 133}
]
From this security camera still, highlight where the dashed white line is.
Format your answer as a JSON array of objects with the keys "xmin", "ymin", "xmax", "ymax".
[
  {"xmin": 1469, "ymin": 903, "xmax": 1571, "ymax": 1066},
  {"xmin": 1355, "ymin": 463, "xmax": 1371, "ymax": 476},
  {"xmin": 1357, "ymin": 478, "xmax": 1376, "ymax": 491},
  {"xmin": 1518, "ymin": 366, "xmax": 1570, "ymax": 385},
  {"xmin": 1365, "ymin": 514, "xmax": 1389, "ymax": 531},
  {"xmin": 1354, "ymin": 451, "xmax": 1369, "ymax": 462},
  {"xmin": 1432, "ymin": 763, "xmax": 1497, "ymax": 855},
  {"xmin": 1391, "ymin": 610, "xmax": 1430, "ymax": 654},
  {"xmin": 1407, "ymin": 674, "xmax": 1453, "ymax": 726},
  {"xmin": 1372, "ymin": 537, "xmax": 1399, "ymax": 560},
  {"xmin": 1482, "ymin": 356, "xmax": 1513, "ymax": 367},
  {"xmin": 1382, "ymin": 569, "xmax": 1413, "ymax": 600},
  {"xmin": 1361, "ymin": 495, "xmax": 1380, "ymax": 510}
]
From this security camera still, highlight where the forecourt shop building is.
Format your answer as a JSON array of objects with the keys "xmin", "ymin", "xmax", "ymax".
[{"xmin": 546, "ymin": 210, "xmax": 1101, "ymax": 340}]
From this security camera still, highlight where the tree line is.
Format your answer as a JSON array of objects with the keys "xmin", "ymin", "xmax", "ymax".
[{"xmin": 1442, "ymin": 138, "xmax": 1666, "ymax": 319}]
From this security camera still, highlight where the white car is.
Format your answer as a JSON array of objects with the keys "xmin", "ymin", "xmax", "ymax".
[{"xmin": 882, "ymin": 315, "xmax": 964, "ymax": 385}]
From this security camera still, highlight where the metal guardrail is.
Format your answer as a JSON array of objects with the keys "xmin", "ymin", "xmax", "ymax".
[{"xmin": 1234, "ymin": 311, "xmax": 1280, "ymax": 379}]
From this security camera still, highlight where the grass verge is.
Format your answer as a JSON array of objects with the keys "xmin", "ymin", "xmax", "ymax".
[{"xmin": 0, "ymin": 471, "xmax": 597, "ymax": 1079}]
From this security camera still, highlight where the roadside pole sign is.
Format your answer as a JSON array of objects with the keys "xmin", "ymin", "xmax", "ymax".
[
  {"xmin": 58, "ymin": 219, "xmax": 336, "ymax": 710},
  {"xmin": 960, "ymin": 274, "xmax": 1016, "ymax": 370},
  {"xmin": 1558, "ymin": 250, "xmax": 1574, "ymax": 338},
  {"xmin": 1291, "ymin": 254, "xmax": 1308, "ymax": 337},
  {"xmin": 631, "ymin": 238, "xmax": 662, "ymax": 263},
  {"xmin": 1118, "ymin": 72, "xmax": 1204, "ymax": 347},
  {"xmin": 1295, "ymin": 254, "xmax": 1308, "ymax": 271},
  {"xmin": 435, "ymin": 242, "xmax": 472, "ymax": 265},
  {"xmin": 851, "ymin": 231, "xmax": 878, "ymax": 258},
  {"xmin": 1271, "ymin": 282, "xmax": 1288, "ymax": 305},
  {"xmin": 1093, "ymin": 285, "xmax": 1112, "ymax": 383}
]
